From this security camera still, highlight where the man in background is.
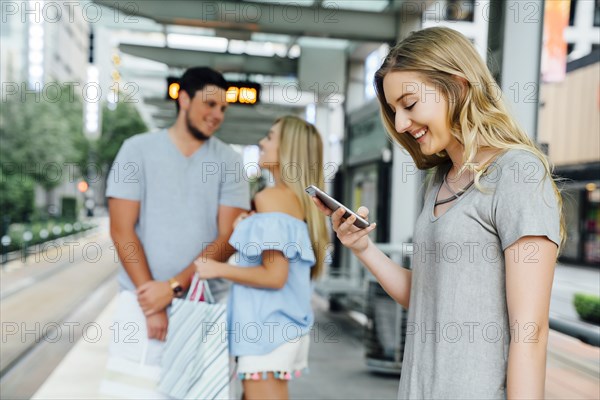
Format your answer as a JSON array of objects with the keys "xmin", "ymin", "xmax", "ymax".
[{"xmin": 103, "ymin": 67, "xmax": 249, "ymax": 393}]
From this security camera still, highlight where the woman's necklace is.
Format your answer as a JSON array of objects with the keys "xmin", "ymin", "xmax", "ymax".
[{"xmin": 435, "ymin": 171, "xmax": 475, "ymax": 207}]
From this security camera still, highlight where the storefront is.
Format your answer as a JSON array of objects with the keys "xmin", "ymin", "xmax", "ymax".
[{"xmin": 556, "ymin": 162, "xmax": 600, "ymax": 267}]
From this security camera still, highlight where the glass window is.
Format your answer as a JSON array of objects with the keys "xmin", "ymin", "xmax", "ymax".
[
  {"xmin": 561, "ymin": 189, "xmax": 582, "ymax": 260},
  {"xmin": 584, "ymin": 187, "xmax": 600, "ymax": 264},
  {"xmin": 569, "ymin": 0, "xmax": 577, "ymax": 26},
  {"xmin": 445, "ymin": 0, "xmax": 475, "ymax": 22},
  {"xmin": 364, "ymin": 44, "xmax": 389, "ymax": 101}
]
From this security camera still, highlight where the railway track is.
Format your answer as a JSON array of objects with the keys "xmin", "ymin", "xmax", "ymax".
[{"xmin": 0, "ymin": 224, "xmax": 118, "ymax": 399}]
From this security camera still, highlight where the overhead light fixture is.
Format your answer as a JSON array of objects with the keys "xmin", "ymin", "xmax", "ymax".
[
  {"xmin": 167, "ymin": 34, "xmax": 228, "ymax": 53},
  {"xmin": 167, "ymin": 77, "xmax": 260, "ymax": 105},
  {"xmin": 166, "ymin": 78, "xmax": 180, "ymax": 100}
]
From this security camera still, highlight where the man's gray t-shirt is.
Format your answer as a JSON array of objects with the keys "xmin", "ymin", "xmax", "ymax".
[
  {"xmin": 106, "ymin": 130, "xmax": 250, "ymax": 293},
  {"xmin": 398, "ymin": 149, "xmax": 561, "ymax": 399}
]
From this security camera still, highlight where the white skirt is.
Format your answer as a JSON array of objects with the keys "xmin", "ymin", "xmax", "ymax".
[{"xmin": 236, "ymin": 334, "xmax": 310, "ymax": 381}]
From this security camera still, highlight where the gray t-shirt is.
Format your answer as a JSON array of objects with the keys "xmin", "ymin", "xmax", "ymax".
[
  {"xmin": 106, "ymin": 130, "xmax": 250, "ymax": 294},
  {"xmin": 398, "ymin": 149, "xmax": 561, "ymax": 399}
]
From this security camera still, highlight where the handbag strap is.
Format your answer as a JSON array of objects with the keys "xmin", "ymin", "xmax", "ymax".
[
  {"xmin": 187, "ymin": 273, "xmax": 201, "ymax": 301},
  {"xmin": 187, "ymin": 273, "xmax": 215, "ymax": 304},
  {"xmin": 202, "ymin": 280, "xmax": 215, "ymax": 304}
]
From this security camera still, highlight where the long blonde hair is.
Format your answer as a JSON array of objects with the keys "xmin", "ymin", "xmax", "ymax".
[
  {"xmin": 374, "ymin": 27, "xmax": 566, "ymax": 252},
  {"xmin": 276, "ymin": 116, "xmax": 329, "ymax": 279}
]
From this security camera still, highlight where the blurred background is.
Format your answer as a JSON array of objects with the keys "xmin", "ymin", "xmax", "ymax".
[{"xmin": 0, "ymin": 0, "xmax": 599, "ymax": 399}]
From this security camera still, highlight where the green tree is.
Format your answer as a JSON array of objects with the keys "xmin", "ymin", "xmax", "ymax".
[
  {"xmin": 0, "ymin": 167, "xmax": 35, "ymax": 228},
  {"xmin": 0, "ymin": 82, "xmax": 89, "ymax": 222},
  {"xmin": 96, "ymin": 99, "xmax": 148, "ymax": 169},
  {"xmin": 0, "ymin": 83, "xmax": 88, "ymax": 189}
]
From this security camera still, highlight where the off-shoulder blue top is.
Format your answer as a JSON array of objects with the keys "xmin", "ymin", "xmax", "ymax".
[{"xmin": 227, "ymin": 212, "xmax": 315, "ymax": 356}]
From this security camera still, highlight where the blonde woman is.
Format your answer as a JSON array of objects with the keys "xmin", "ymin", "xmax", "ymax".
[
  {"xmin": 313, "ymin": 27, "xmax": 565, "ymax": 399},
  {"xmin": 196, "ymin": 116, "xmax": 328, "ymax": 400}
]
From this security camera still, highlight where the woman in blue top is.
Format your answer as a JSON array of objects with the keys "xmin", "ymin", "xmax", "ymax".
[{"xmin": 196, "ymin": 115, "xmax": 328, "ymax": 400}]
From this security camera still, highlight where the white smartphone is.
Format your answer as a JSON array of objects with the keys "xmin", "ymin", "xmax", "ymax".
[{"xmin": 305, "ymin": 185, "xmax": 371, "ymax": 229}]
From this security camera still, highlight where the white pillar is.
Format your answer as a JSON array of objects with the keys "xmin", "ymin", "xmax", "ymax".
[
  {"xmin": 298, "ymin": 44, "xmax": 347, "ymax": 191},
  {"xmin": 313, "ymin": 103, "xmax": 343, "ymax": 192},
  {"xmin": 390, "ymin": 13, "xmax": 423, "ymax": 248},
  {"xmin": 500, "ymin": 0, "xmax": 544, "ymax": 140}
]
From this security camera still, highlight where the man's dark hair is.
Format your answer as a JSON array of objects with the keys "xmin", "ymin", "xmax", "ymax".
[{"xmin": 176, "ymin": 67, "xmax": 228, "ymax": 112}]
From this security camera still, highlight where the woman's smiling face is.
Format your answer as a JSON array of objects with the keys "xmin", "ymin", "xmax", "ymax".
[{"xmin": 382, "ymin": 70, "xmax": 461, "ymax": 157}]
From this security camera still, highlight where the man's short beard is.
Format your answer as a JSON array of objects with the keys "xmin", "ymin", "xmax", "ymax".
[{"xmin": 186, "ymin": 113, "xmax": 211, "ymax": 141}]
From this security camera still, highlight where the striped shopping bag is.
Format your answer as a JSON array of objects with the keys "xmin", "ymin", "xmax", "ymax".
[{"xmin": 159, "ymin": 274, "xmax": 230, "ymax": 399}]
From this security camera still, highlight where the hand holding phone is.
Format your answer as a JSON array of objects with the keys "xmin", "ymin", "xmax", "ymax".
[{"xmin": 305, "ymin": 185, "xmax": 371, "ymax": 229}]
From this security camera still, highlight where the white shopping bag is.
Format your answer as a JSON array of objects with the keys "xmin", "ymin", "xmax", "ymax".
[{"xmin": 98, "ymin": 291, "xmax": 168, "ymax": 399}]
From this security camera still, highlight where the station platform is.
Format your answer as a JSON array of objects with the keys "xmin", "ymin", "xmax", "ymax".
[
  {"xmin": 1, "ymin": 218, "xmax": 598, "ymax": 399},
  {"xmin": 31, "ymin": 292, "xmax": 600, "ymax": 400},
  {"xmin": 31, "ymin": 294, "xmax": 403, "ymax": 400}
]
